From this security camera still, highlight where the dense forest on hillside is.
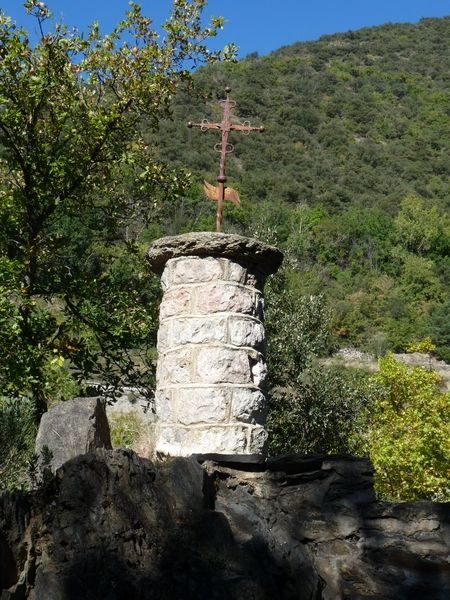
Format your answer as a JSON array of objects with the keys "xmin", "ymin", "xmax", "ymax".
[{"xmin": 153, "ymin": 17, "xmax": 450, "ymax": 360}]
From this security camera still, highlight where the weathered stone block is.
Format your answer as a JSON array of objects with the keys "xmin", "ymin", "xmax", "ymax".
[
  {"xmin": 157, "ymin": 424, "xmax": 248, "ymax": 456},
  {"xmin": 231, "ymin": 389, "xmax": 267, "ymax": 423},
  {"xmin": 226, "ymin": 260, "xmax": 247, "ymax": 284},
  {"xmin": 160, "ymin": 265, "xmax": 170, "ymax": 291},
  {"xmin": 159, "ymin": 287, "xmax": 192, "ymax": 319},
  {"xmin": 154, "ymin": 390, "xmax": 175, "ymax": 422},
  {"xmin": 174, "ymin": 388, "xmax": 229, "ymax": 425},
  {"xmin": 171, "ymin": 316, "xmax": 227, "ymax": 346},
  {"xmin": 35, "ymin": 397, "xmax": 112, "ymax": 472},
  {"xmin": 196, "ymin": 347, "xmax": 252, "ymax": 384},
  {"xmin": 157, "ymin": 320, "xmax": 170, "ymax": 351},
  {"xmin": 198, "ymin": 425, "xmax": 249, "ymax": 454},
  {"xmin": 251, "ymin": 356, "xmax": 267, "ymax": 388},
  {"xmin": 195, "ymin": 283, "xmax": 255, "ymax": 315},
  {"xmin": 168, "ymin": 256, "xmax": 223, "ymax": 285},
  {"xmin": 146, "ymin": 232, "xmax": 283, "ymax": 275},
  {"xmin": 228, "ymin": 317, "xmax": 265, "ymax": 349},
  {"xmin": 158, "ymin": 347, "xmax": 192, "ymax": 384},
  {"xmin": 248, "ymin": 425, "xmax": 269, "ymax": 454}
]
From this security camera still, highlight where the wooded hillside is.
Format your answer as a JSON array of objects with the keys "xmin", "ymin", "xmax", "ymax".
[{"xmin": 154, "ymin": 17, "xmax": 450, "ymax": 360}]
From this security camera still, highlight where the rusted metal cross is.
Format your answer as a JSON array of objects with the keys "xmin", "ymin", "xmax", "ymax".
[{"xmin": 188, "ymin": 86, "xmax": 264, "ymax": 232}]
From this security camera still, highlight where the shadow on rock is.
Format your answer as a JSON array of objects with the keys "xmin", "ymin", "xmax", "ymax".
[
  {"xmin": 212, "ymin": 454, "xmax": 450, "ymax": 600},
  {"xmin": 1, "ymin": 451, "xmax": 449, "ymax": 600},
  {"xmin": 3, "ymin": 450, "xmax": 322, "ymax": 600}
]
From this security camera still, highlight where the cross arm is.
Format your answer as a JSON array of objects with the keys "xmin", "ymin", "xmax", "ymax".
[
  {"xmin": 187, "ymin": 121, "xmax": 221, "ymax": 131},
  {"xmin": 229, "ymin": 123, "xmax": 265, "ymax": 133}
]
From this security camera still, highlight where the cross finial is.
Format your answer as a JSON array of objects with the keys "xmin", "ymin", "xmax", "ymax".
[{"xmin": 188, "ymin": 87, "xmax": 264, "ymax": 232}]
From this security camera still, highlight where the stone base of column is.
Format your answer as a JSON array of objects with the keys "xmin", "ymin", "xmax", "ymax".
[
  {"xmin": 155, "ymin": 422, "xmax": 268, "ymax": 461},
  {"xmin": 147, "ymin": 232, "xmax": 283, "ymax": 461}
]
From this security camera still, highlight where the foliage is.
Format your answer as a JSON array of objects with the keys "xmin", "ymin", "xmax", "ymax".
[
  {"xmin": 394, "ymin": 195, "xmax": 443, "ymax": 256},
  {"xmin": 429, "ymin": 300, "xmax": 450, "ymax": 363},
  {"xmin": 267, "ymin": 366, "xmax": 376, "ymax": 455},
  {"xmin": 0, "ymin": 1, "xmax": 227, "ymax": 414},
  {"xmin": 0, "ymin": 395, "xmax": 37, "ymax": 490},
  {"xmin": 406, "ymin": 337, "xmax": 436, "ymax": 355},
  {"xmin": 362, "ymin": 355, "xmax": 450, "ymax": 501},
  {"xmin": 265, "ymin": 268, "xmax": 333, "ymax": 382},
  {"xmin": 109, "ymin": 412, "xmax": 146, "ymax": 448},
  {"xmin": 264, "ymin": 268, "xmax": 374, "ymax": 455},
  {"xmin": 154, "ymin": 17, "xmax": 450, "ymax": 361}
]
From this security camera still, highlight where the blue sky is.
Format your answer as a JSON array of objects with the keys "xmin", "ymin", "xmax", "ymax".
[{"xmin": 1, "ymin": 1, "xmax": 449, "ymax": 58}]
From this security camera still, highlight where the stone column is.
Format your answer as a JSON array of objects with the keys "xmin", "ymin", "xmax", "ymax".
[{"xmin": 146, "ymin": 232, "xmax": 283, "ymax": 461}]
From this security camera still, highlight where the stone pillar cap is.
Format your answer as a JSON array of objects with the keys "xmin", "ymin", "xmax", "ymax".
[{"xmin": 146, "ymin": 232, "xmax": 283, "ymax": 275}]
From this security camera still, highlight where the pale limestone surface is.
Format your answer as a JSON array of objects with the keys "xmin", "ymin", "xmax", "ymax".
[{"xmin": 148, "ymin": 233, "xmax": 283, "ymax": 460}]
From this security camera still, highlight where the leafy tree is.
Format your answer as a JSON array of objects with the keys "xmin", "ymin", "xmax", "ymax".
[
  {"xmin": 429, "ymin": 300, "xmax": 450, "ymax": 362},
  {"xmin": 0, "ymin": 1, "xmax": 228, "ymax": 414},
  {"xmin": 362, "ymin": 355, "xmax": 450, "ymax": 501},
  {"xmin": 394, "ymin": 195, "xmax": 443, "ymax": 256}
]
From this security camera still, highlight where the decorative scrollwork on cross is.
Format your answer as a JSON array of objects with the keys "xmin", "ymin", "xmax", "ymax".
[{"xmin": 188, "ymin": 86, "xmax": 264, "ymax": 232}]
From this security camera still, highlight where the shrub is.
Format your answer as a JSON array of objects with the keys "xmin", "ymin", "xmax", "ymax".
[
  {"xmin": 264, "ymin": 270, "xmax": 375, "ymax": 456},
  {"xmin": 0, "ymin": 396, "xmax": 37, "ymax": 490},
  {"xmin": 267, "ymin": 366, "xmax": 375, "ymax": 455},
  {"xmin": 362, "ymin": 355, "xmax": 450, "ymax": 501},
  {"xmin": 109, "ymin": 412, "xmax": 146, "ymax": 449}
]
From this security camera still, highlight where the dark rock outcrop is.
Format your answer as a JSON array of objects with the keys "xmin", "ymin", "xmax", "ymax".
[
  {"xmin": 35, "ymin": 398, "xmax": 112, "ymax": 472},
  {"xmin": 1, "ymin": 451, "xmax": 449, "ymax": 599},
  {"xmin": 210, "ymin": 455, "xmax": 450, "ymax": 600}
]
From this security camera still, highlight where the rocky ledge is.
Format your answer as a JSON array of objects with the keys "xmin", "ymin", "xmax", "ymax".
[
  {"xmin": 146, "ymin": 232, "xmax": 284, "ymax": 275},
  {"xmin": 1, "ymin": 451, "xmax": 449, "ymax": 599}
]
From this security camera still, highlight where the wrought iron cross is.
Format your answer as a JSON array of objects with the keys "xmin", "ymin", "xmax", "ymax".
[{"xmin": 188, "ymin": 86, "xmax": 264, "ymax": 232}]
